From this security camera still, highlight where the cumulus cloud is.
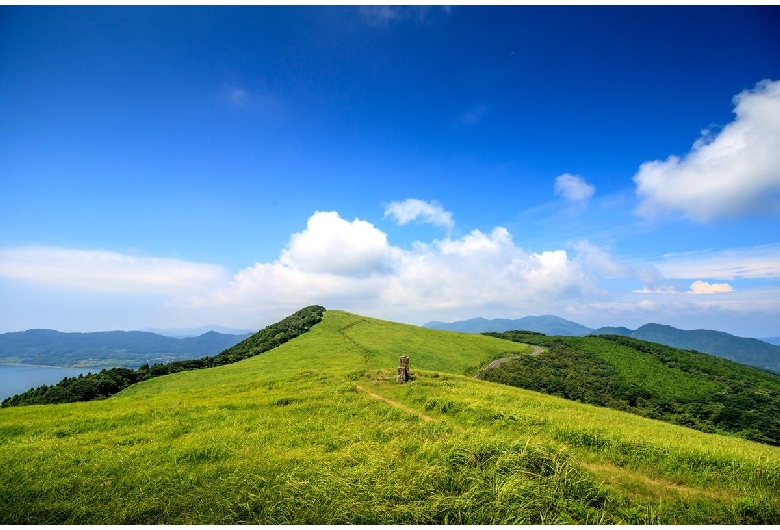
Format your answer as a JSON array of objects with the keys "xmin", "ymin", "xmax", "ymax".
[
  {"xmin": 554, "ymin": 174, "xmax": 595, "ymax": 202},
  {"xmin": 384, "ymin": 199, "xmax": 454, "ymax": 229},
  {"xmin": 201, "ymin": 212, "xmax": 599, "ymax": 325},
  {"xmin": 0, "ymin": 247, "xmax": 226, "ymax": 295},
  {"xmin": 688, "ymin": 280, "xmax": 734, "ymax": 295},
  {"xmin": 280, "ymin": 211, "xmax": 398, "ymax": 278},
  {"xmin": 634, "ymin": 79, "xmax": 780, "ymax": 222}
]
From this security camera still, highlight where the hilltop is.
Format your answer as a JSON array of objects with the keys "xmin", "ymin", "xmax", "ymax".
[{"xmin": 1, "ymin": 309, "xmax": 779, "ymax": 524}]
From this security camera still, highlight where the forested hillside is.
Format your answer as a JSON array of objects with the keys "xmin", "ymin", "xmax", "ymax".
[{"xmin": 482, "ymin": 331, "xmax": 780, "ymax": 446}]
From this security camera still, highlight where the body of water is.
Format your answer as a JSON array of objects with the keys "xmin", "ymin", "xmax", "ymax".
[{"xmin": 0, "ymin": 365, "xmax": 92, "ymax": 401}]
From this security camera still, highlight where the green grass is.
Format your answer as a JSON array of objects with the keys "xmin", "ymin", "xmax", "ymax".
[{"xmin": 1, "ymin": 310, "xmax": 779, "ymax": 523}]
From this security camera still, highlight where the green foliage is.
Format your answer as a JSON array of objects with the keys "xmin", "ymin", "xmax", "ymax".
[
  {"xmin": 482, "ymin": 331, "xmax": 780, "ymax": 446},
  {"xmin": 1, "ymin": 305, "xmax": 325, "ymax": 408}
]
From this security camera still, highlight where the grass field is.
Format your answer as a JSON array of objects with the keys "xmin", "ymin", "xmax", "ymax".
[{"xmin": 1, "ymin": 310, "xmax": 779, "ymax": 523}]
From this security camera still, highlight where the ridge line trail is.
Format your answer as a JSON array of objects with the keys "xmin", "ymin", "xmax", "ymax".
[
  {"xmin": 474, "ymin": 346, "xmax": 543, "ymax": 379},
  {"xmin": 337, "ymin": 318, "xmax": 372, "ymax": 368},
  {"xmin": 338, "ymin": 318, "xmax": 457, "ymax": 427}
]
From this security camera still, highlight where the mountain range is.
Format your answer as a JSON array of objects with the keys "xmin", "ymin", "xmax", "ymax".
[
  {"xmin": 424, "ymin": 315, "xmax": 780, "ymax": 374},
  {"xmin": 138, "ymin": 325, "xmax": 255, "ymax": 338},
  {"xmin": 0, "ymin": 329, "xmax": 252, "ymax": 369}
]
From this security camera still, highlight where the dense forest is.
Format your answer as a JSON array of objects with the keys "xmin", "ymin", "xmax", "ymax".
[
  {"xmin": 482, "ymin": 331, "xmax": 780, "ymax": 446},
  {"xmin": 1, "ymin": 306, "xmax": 325, "ymax": 408}
]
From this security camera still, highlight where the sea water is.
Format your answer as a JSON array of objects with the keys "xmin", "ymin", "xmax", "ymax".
[{"xmin": 0, "ymin": 365, "xmax": 91, "ymax": 401}]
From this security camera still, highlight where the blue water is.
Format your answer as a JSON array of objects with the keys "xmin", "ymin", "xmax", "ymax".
[{"xmin": 0, "ymin": 365, "xmax": 92, "ymax": 400}]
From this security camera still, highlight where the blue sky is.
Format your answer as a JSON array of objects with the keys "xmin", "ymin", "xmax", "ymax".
[{"xmin": 1, "ymin": 6, "xmax": 780, "ymax": 337}]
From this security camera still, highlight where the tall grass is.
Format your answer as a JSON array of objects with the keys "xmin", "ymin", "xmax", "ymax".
[{"xmin": 1, "ymin": 310, "xmax": 778, "ymax": 523}]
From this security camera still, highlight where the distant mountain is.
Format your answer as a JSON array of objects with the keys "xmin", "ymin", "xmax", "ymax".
[
  {"xmin": 424, "ymin": 315, "xmax": 594, "ymax": 336},
  {"xmin": 139, "ymin": 325, "xmax": 255, "ymax": 338},
  {"xmin": 0, "ymin": 329, "xmax": 252, "ymax": 369},
  {"xmin": 592, "ymin": 323, "xmax": 780, "ymax": 374},
  {"xmin": 592, "ymin": 326, "xmax": 633, "ymax": 336},
  {"xmin": 426, "ymin": 315, "xmax": 780, "ymax": 375},
  {"xmin": 763, "ymin": 336, "xmax": 780, "ymax": 347}
]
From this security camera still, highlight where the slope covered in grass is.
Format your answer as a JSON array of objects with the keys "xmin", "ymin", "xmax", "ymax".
[
  {"xmin": 1, "ymin": 310, "xmax": 779, "ymax": 524},
  {"xmin": 482, "ymin": 331, "xmax": 780, "ymax": 446}
]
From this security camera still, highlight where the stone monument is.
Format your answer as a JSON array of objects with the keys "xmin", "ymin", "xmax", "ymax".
[{"xmin": 396, "ymin": 355, "xmax": 410, "ymax": 384}]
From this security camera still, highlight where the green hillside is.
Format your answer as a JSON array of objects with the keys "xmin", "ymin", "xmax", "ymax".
[
  {"xmin": 481, "ymin": 332, "xmax": 780, "ymax": 446},
  {"xmin": 591, "ymin": 323, "xmax": 780, "ymax": 374},
  {"xmin": 1, "ymin": 310, "xmax": 779, "ymax": 524}
]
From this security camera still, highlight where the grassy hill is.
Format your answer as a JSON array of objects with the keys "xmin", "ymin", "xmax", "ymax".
[{"xmin": 1, "ymin": 310, "xmax": 779, "ymax": 524}]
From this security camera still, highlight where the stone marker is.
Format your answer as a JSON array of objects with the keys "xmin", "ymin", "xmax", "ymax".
[{"xmin": 396, "ymin": 355, "xmax": 410, "ymax": 384}]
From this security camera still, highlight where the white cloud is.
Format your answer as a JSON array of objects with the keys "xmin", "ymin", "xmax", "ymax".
[
  {"xmin": 554, "ymin": 174, "xmax": 595, "ymax": 202},
  {"xmin": 688, "ymin": 280, "xmax": 734, "ymax": 295},
  {"xmin": 0, "ymin": 247, "xmax": 226, "ymax": 295},
  {"xmin": 201, "ymin": 212, "xmax": 597, "ymax": 325},
  {"xmin": 3, "ymin": 213, "xmax": 778, "ymax": 337},
  {"xmin": 280, "ymin": 211, "xmax": 398, "ymax": 278},
  {"xmin": 634, "ymin": 79, "xmax": 780, "ymax": 222},
  {"xmin": 655, "ymin": 244, "xmax": 780, "ymax": 280},
  {"xmin": 384, "ymin": 199, "xmax": 454, "ymax": 229}
]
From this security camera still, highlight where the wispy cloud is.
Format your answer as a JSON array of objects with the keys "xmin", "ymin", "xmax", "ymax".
[
  {"xmin": 219, "ymin": 84, "xmax": 283, "ymax": 114},
  {"xmin": 358, "ymin": 6, "xmax": 447, "ymax": 26},
  {"xmin": 634, "ymin": 79, "xmax": 780, "ymax": 222},
  {"xmin": 384, "ymin": 199, "xmax": 454, "ymax": 229},
  {"xmin": 654, "ymin": 244, "xmax": 780, "ymax": 280},
  {"xmin": 458, "ymin": 104, "xmax": 489, "ymax": 125},
  {"xmin": 0, "ymin": 247, "xmax": 227, "ymax": 295},
  {"xmin": 554, "ymin": 174, "xmax": 595, "ymax": 202}
]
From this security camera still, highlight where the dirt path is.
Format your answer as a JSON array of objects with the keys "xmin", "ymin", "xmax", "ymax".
[
  {"xmin": 338, "ymin": 319, "xmax": 372, "ymax": 368},
  {"xmin": 355, "ymin": 384, "xmax": 436, "ymax": 422},
  {"xmin": 474, "ymin": 346, "xmax": 543, "ymax": 378}
]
